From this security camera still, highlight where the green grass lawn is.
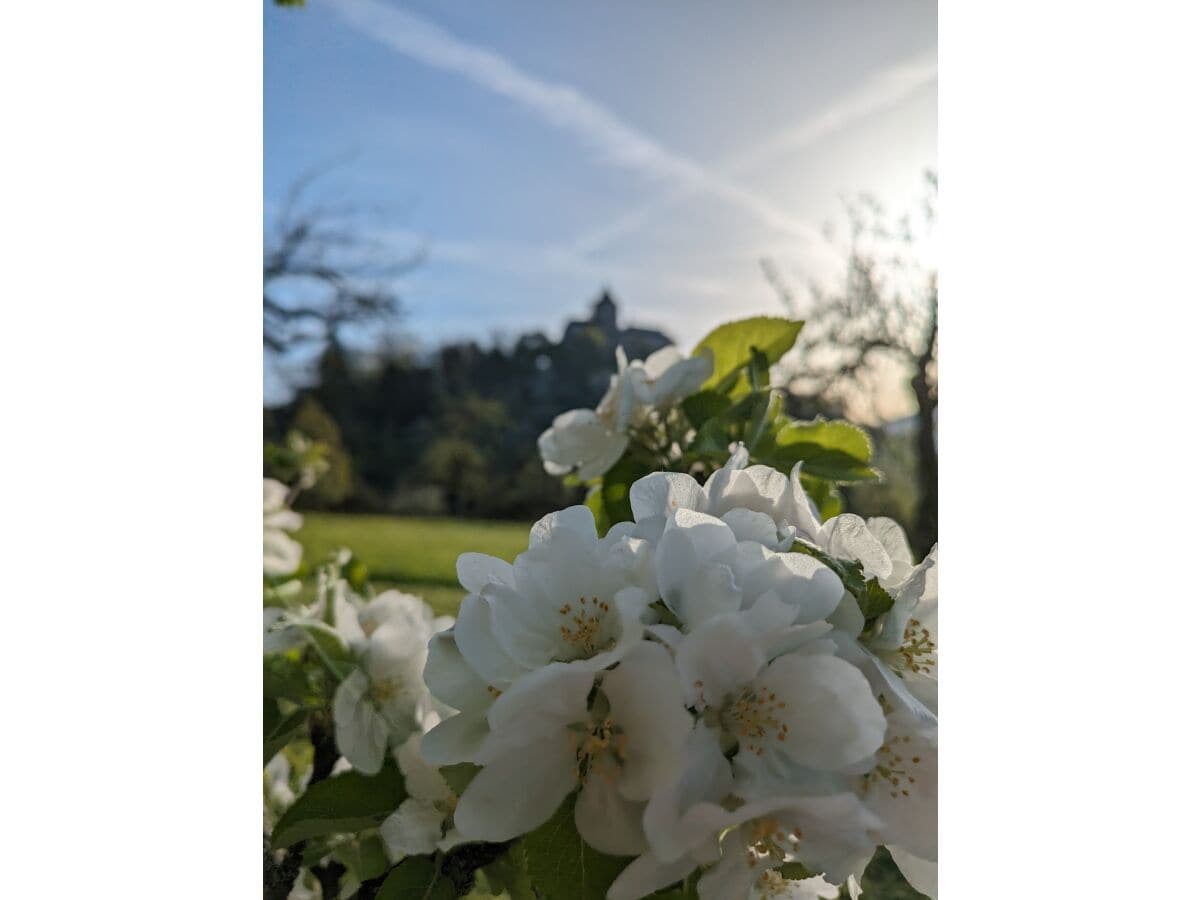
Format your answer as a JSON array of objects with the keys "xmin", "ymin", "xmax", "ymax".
[{"xmin": 296, "ymin": 513, "xmax": 530, "ymax": 616}]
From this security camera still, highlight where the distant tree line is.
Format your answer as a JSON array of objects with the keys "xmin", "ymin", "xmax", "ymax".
[{"xmin": 264, "ymin": 294, "xmax": 674, "ymax": 521}]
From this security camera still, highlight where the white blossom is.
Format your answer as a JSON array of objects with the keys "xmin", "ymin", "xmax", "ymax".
[
  {"xmin": 748, "ymin": 871, "xmax": 841, "ymax": 900},
  {"xmin": 650, "ymin": 506, "xmax": 843, "ymax": 633},
  {"xmin": 629, "ymin": 345, "xmax": 714, "ymax": 408},
  {"xmin": 263, "ymin": 477, "xmax": 304, "ymax": 577},
  {"xmin": 380, "ymin": 735, "xmax": 465, "ymax": 858},
  {"xmin": 422, "ymin": 507, "xmax": 655, "ymax": 765},
  {"xmin": 412, "ymin": 442, "xmax": 936, "ymax": 898},
  {"xmin": 333, "ymin": 591, "xmax": 446, "ymax": 775},
  {"xmin": 628, "ymin": 447, "xmax": 822, "ymax": 550},
  {"xmin": 538, "ymin": 346, "xmax": 712, "ymax": 480},
  {"xmin": 453, "ymin": 641, "xmax": 693, "ymax": 849}
]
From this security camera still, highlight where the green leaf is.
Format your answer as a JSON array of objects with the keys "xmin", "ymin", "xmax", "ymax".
[
  {"xmin": 693, "ymin": 316, "xmax": 803, "ymax": 394},
  {"xmin": 857, "ymin": 578, "xmax": 896, "ymax": 620},
  {"xmin": 522, "ymin": 794, "xmax": 633, "ymax": 900},
  {"xmin": 346, "ymin": 558, "xmax": 371, "ymax": 591},
  {"xmin": 264, "ymin": 700, "xmax": 309, "ymax": 765},
  {"xmin": 791, "ymin": 542, "xmax": 895, "ymax": 623},
  {"xmin": 293, "ymin": 620, "xmax": 358, "ymax": 680},
  {"xmin": 439, "ymin": 763, "xmax": 481, "ymax": 796},
  {"xmin": 680, "ymin": 390, "xmax": 732, "ymax": 428},
  {"xmin": 690, "ymin": 389, "xmax": 775, "ymax": 458},
  {"xmin": 857, "ymin": 846, "xmax": 931, "ymax": 899},
  {"xmin": 747, "ymin": 347, "xmax": 771, "ymax": 391},
  {"xmin": 766, "ymin": 420, "xmax": 878, "ymax": 483},
  {"xmin": 480, "ymin": 844, "xmax": 536, "ymax": 900},
  {"xmin": 799, "ymin": 473, "xmax": 843, "ymax": 520},
  {"xmin": 376, "ymin": 856, "xmax": 457, "ymax": 900},
  {"xmin": 584, "ymin": 483, "xmax": 611, "ymax": 535},
  {"xmin": 777, "ymin": 862, "xmax": 817, "ymax": 880},
  {"xmin": 271, "ymin": 764, "xmax": 406, "ymax": 849},
  {"xmin": 334, "ymin": 834, "xmax": 391, "ymax": 882},
  {"xmin": 264, "ymin": 654, "xmax": 314, "ymax": 704},
  {"xmin": 599, "ymin": 454, "xmax": 651, "ymax": 526}
]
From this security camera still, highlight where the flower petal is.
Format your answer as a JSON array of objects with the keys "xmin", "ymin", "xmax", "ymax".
[
  {"xmin": 629, "ymin": 472, "xmax": 704, "ymax": 524},
  {"xmin": 380, "ymin": 798, "xmax": 444, "ymax": 859},
  {"xmin": 454, "ymin": 739, "xmax": 578, "ymax": 842},
  {"xmin": 420, "ymin": 709, "xmax": 489, "ymax": 765},
  {"xmin": 607, "ymin": 853, "xmax": 698, "ymax": 900},
  {"xmin": 820, "ymin": 515, "xmax": 892, "ymax": 580},
  {"xmin": 576, "ymin": 778, "xmax": 649, "ymax": 856},
  {"xmin": 759, "ymin": 653, "xmax": 886, "ymax": 771},
  {"xmin": 477, "ymin": 663, "xmax": 594, "ymax": 763},
  {"xmin": 333, "ymin": 670, "xmax": 390, "ymax": 775},
  {"xmin": 453, "ymin": 593, "xmax": 528, "ymax": 688},
  {"xmin": 888, "ymin": 847, "xmax": 937, "ymax": 900},
  {"xmin": 675, "ymin": 614, "xmax": 764, "ymax": 711},
  {"xmin": 601, "ymin": 642, "xmax": 693, "ymax": 801},
  {"xmin": 393, "ymin": 734, "xmax": 452, "ymax": 804},
  {"xmin": 424, "ymin": 630, "xmax": 494, "ymax": 713},
  {"xmin": 456, "ymin": 552, "xmax": 514, "ymax": 593}
]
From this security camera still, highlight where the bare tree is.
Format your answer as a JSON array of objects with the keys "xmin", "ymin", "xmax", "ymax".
[
  {"xmin": 263, "ymin": 167, "xmax": 422, "ymax": 354},
  {"xmin": 765, "ymin": 173, "xmax": 938, "ymax": 553}
]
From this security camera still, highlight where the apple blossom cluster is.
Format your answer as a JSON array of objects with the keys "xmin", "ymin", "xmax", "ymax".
[
  {"xmin": 263, "ymin": 550, "xmax": 468, "ymax": 866},
  {"xmin": 538, "ymin": 345, "xmax": 714, "ymax": 480},
  {"xmin": 423, "ymin": 448, "xmax": 938, "ymax": 900}
]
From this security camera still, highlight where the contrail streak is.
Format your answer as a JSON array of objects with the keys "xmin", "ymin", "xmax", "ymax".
[
  {"xmin": 329, "ymin": 0, "xmax": 826, "ymax": 244},
  {"xmin": 570, "ymin": 53, "xmax": 938, "ymax": 255}
]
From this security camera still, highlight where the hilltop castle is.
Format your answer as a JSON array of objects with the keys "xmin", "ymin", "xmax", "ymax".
[{"xmin": 559, "ymin": 291, "xmax": 671, "ymax": 361}]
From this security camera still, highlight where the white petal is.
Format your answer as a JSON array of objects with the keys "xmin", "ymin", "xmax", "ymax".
[
  {"xmin": 576, "ymin": 778, "xmax": 649, "ymax": 855},
  {"xmin": 601, "ymin": 642, "xmax": 693, "ymax": 801},
  {"xmin": 380, "ymin": 799, "xmax": 444, "ymax": 858},
  {"xmin": 675, "ymin": 615, "xmax": 764, "ymax": 710},
  {"xmin": 629, "ymin": 472, "xmax": 704, "ymax": 523},
  {"xmin": 454, "ymin": 739, "xmax": 578, "ymax": 842},
  {"xmin": 643, "ymin": 726, "xmax": 733, "ymax": 864},
  {"xmin": 393, "ymin": 734, "xmax": 453, "ymax": 804},
  {"xmin": 456, "ymin": 552, "xmax": 514, "ymax": 593},
  {"xmin": 529, "ymin": 505, "xmax": 598, "ymax": 547},
  {"xmin": 263, "ymin": 477, "xmax": 289, "ymax": 511},
  {"xmin": 424, "ymin": 631, "xmax": 494, "ymax": 713},
  {"xmin": 607, "ymin": 853, "xmax": 698, "ymax": 900},
  {"xmin": 655, "ymin": 510, "xmax": 740, "ymax": 628},
  {"xmin": 888, "ymin": 847, "xmax": 937, "ymax": 900},
  {"xmin": 867, "ymin": 517, "xmax": 913, "ymax": 570},
  {"xmin": 769, "ymin": 552, "xmax": 846, "ymax": 624},
  {"xmin": 263, "ymin": 530, "xmax": 303, "ymax": 576},
  {"xmin": 333, "ymin": 671, "xmax": 389, "ymax": 775},
  {"xmin": 696, "ymin": 841, "xmax": 768, "ymax": 900},
  {"xmin": 721, "ymin": 508, "xmax": 794, "ymax": 550},
  {"xmin": 785, "ymin": 462, "xmax": 823, "ymax": 542},
  {"xmin": 723, "ymin": 794, "xmax": 880, "ymax": 885},
  {"xmin": 826, "ymin": 589, "xmax": 866, "ymax": 638},
  {"xmin": 760, "ymin": 653, "xmax": 886, "ymax": 771},
  {"xmin": 478, "ymin": 663, "xmax": 593, "ymax": 763},
  {"xmin": 453, "ymin": 594, "xmax": 528, "ymax": 688},
  {"xmin": 820, "ymin": 515, "xmax": 892, "ymax": 580},
  {"xmin": 865, "ymin": 727, "xmax": 937, "ymax": 861},
  {"xmin": 420, "ymin": 710, "xmax": 489, "ymax": 765}
]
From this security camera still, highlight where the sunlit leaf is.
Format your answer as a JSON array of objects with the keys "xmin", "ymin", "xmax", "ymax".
[{"xmin": 692, "ymin": 316, "xmax": 803, "ymax": 394}]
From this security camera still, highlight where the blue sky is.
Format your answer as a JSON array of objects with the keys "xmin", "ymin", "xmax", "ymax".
[{"xmin": 264, "ymin": 0, "xmax": 937, "ymax": 404}]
